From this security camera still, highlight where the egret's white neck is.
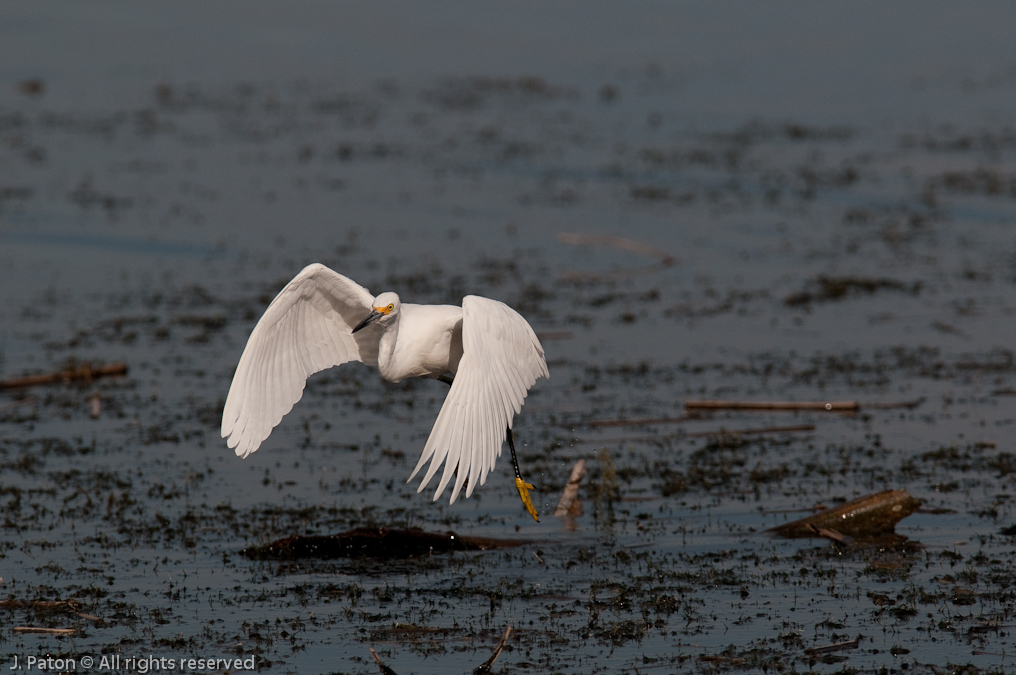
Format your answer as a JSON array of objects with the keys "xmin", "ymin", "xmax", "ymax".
[{"xmin": 376, "ymin": 315, "xmax": 401, "ymax": 382}]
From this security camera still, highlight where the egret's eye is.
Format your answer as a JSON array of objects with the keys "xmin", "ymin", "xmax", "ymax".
[{"xmin": 387, "ymin": 303, "xmax": 394, "ymax": 312}]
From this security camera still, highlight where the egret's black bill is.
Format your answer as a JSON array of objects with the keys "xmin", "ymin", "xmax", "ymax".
[{"xmin": 352, "ymin": 309, "xmax": 383, "ymax": 334}]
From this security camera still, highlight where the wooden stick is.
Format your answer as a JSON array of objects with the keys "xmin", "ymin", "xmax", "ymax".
[
  {"xmin": 369, "ymin": 648, "xmax": 398, "ymax": 675},
  {"xmin": 474, "ymin": 626, "xmax": 513, "ymax": 674},
  {"xmin": 805, "ymin": 639, "xmax": 860, "ymax": 655},
  {"xmin": 13, "ymin": 626, "xmax": 77, "ymax": 635},
  {"xmin": 553, "ymin": 459, "xmax": 587, "ymax": 517},
  {"xmin": 685, "ymin": 400, "xmax": 859, "ymax": 412},
  {"xmin": 0, "ymin": 363, "xmax": 127, "ymax": 390}
]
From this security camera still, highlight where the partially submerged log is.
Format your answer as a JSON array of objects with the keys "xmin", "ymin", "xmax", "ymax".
[
  {"xmin": 768, "ymin": 489, "xmax": 921, "ymax": 540},
  {"xmin": 244, "ymin": 527, "xmax": 525, "ymax": 560}
]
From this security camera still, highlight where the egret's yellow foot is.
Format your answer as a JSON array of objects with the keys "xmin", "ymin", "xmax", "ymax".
[{"xmin": 515, "ymin": 477, "xmax": 539, "ymax": 522}]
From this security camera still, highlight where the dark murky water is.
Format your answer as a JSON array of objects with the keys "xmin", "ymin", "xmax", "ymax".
[{"xmin": 3, "ymin": 4, "xmax": 1016, "ymax": 674}]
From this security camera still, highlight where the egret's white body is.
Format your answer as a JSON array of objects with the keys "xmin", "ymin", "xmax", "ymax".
[{"xmin": 221, "ymin": 263, "xmax": 548, "ymax": 506}]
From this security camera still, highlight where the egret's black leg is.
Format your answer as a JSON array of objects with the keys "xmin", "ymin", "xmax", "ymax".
[
  {"xmin": 506, "ymin": 425, "xmax": 539, "ymax": 522},
  {"xmin": 437, "ymin": 373, "xmax": 538, "ymax": 521}
]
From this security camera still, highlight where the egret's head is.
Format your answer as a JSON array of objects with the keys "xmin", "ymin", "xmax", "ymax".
[{"xmin": 352, "ymin": 292, "xmax": 400, "ymax": 333}]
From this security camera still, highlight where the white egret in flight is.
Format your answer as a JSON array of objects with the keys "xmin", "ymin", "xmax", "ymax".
[{"xmin": 221, "ymin": 263, "xmax": 548, "ymax": 520}]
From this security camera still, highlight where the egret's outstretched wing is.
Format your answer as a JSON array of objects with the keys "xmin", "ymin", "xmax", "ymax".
[
  {"xmin": 408, "ymin": 296, "xmax": 548, "ymax": 503},
  {"xmin": 221, "ymin": 263, "xmax": 381, "ymax": 458}
]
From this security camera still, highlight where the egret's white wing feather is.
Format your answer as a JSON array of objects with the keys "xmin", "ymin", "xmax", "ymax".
[
  {"xmin": 221, "ymin": 263, "xmax": 380, "ymax": 458},
  {"xmin": 410, "ymin": 295, "xmax": 549, "ymax": 503}
]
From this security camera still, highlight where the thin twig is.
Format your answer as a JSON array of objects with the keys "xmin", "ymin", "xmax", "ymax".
[
  {"xmin": 474, "ymin": 626, "xmax": 513, "ymax": 675},
  {"xmin": 805, "ymin": 639, "xmax": 860, "ymax": 655},
  {"xmin": 369, "ymin": 648, "xmax": 398, "ymax": 675},
  {"xmin": 0, "ymin": 363, "xmax": 128, "ymax": 390},
  {"xmin": 13, "ymin": 626, "xmax": 76, "ymax": 635}
]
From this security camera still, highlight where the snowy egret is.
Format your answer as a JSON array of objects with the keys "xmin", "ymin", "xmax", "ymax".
[{"xmin": 221, "ymin": 263, "xmax": 549, "ymax": 520}]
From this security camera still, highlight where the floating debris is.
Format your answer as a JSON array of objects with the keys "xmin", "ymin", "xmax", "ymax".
[{"xmin": 553, "ymin": 458, "xmax": 587, "ymax": 518}]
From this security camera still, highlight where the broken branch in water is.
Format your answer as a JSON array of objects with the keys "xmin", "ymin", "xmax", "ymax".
[
  {"xmin": 558, "ymin": 232, "xmax": 676, "ymax": 282},
  {"xmin": 13, "ymin": 626, "xmax": 77, "ymax": 635},
  {"xmin": 0, "ymin": 362, "xmax": 128, "ymax": 390},
  {"xmin": 369, "ymin": 648, "xmax": 398, "ymax": 675},
  {"xmin": 553, "ymin": 459, "xmax": 587, "ymax": 517},
  {"xmin": 769, "ymin": 489, "xmax": 921, "ymax": 539},
  {"xmin": 474, "ymin": 626, "xmax": 513, "ymax": 675}
]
